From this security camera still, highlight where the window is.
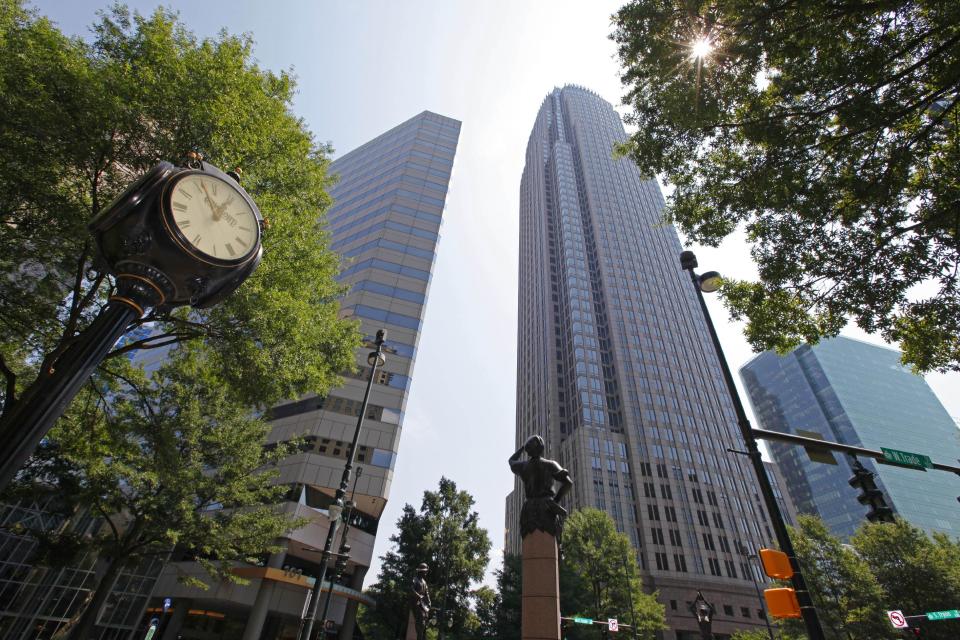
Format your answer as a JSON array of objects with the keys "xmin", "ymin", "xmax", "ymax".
[
  {"xmin": 709, "ymin": 558, "xmax": 722, "ymax": 576},
  {"xmin": 673, "ymin": 554, "xmax": 688, "ymax": 572}
]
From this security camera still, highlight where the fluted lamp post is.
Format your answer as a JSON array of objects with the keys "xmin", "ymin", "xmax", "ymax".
[
  {"xmin": 299, "ymin": 330, "xmax": 386, "ymax": 640},
  {"xmin": 318, "ymin": 466, "xmax": 363, "ymax": 632},
  {"xmin": 679, "ymin": 251, "xmax": 825, "ymax": 640}
]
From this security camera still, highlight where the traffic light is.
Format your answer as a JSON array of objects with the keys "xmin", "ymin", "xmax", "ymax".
[
  {"xmin": 848, "ymin": 459, "xmax": 894, "ymax": 523},
  {"xmin": 758, "ymin": 549, "xmax": 802, "ymax": 619}
]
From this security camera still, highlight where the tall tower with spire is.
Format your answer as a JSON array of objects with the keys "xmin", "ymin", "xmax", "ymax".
[{"xmin": 507, "ymin": 86, "xmax": 772, "ymax": 638}]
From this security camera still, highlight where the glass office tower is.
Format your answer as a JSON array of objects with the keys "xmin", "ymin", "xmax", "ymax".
[
  {"xmin": 149, "ymin": 111, "xmax": 460, "ymax": 640},
  {"xmin": 506, "ymin": 86, "xmax": 773, "ymax": 639},
  {"xmin": 741, "ymin": 336, "xmax": 960, "ymax": 540}
]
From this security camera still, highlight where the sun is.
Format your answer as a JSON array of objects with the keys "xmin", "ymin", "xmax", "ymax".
[{"xmin": 689, "ymin": 37, "xmax": 714, "ymax": 62}]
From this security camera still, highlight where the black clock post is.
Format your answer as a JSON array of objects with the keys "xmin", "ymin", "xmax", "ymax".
[{"xmin": 0, "ymin": 156, "xmax": 264, "ymax": 491}]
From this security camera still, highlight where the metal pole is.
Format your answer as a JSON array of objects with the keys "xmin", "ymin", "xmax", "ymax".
[
  {"xmin": 299, "ymin": 330, "xmax": 386, "ymax": 640},
  {"xmin": 318, "ymin": 468, "xmax": 363, "ymax": 626},
  {"xmin": 680, "ymin": 252, "xmax": 826, "ymax": 640},
  {"xmin": 751, "ymin": 427, "xmax": 960, "ymax": 475},
  {"xmin": 620, "ymin": 550, "xmax": 639, "ymax": 640},
  {"xmin": 0, "ymin": 296, "xmax": 142, "ymax": 490},
  {"xmin": 747, "ymin": 556, "xmax": 777, "ymax": 640}
]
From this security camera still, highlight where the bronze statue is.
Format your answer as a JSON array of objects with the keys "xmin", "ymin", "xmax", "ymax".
[
  {"xmin": 509, "ymin": 435, "xmax": 573, "ymax": 540},
  {"xmin": 408, "ymin": 562, "xmax": 431, "ymax": 640}
]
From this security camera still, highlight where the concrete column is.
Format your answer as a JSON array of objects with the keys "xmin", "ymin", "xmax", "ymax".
[
  {"xmin": 521, "ymin": 530, "xmax": 560, "ymax": 640},
  {"xmin": 338, "ymin": 566, "xmax": 367, "ymax": 640},
  {"xmin": 241, "ymin": 547, "xmax": 287, "ymax": 640},
  {"xmin": 160, "ymin": 598, "xmax": 191, "ymax": 640}
]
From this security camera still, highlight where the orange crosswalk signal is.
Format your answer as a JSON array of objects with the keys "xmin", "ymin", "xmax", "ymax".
[
  {"xmin": 764, "ymin": 588, "xmax": 802, "ymax": 619},
  {"xmin": 759, "ymin": 548, "xmax": 794, "ymax": 579}
]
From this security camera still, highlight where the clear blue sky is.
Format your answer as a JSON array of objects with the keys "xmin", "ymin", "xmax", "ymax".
[{"xmin": 33, "ymin": 0, "xmax": 960, "ymax": 587}]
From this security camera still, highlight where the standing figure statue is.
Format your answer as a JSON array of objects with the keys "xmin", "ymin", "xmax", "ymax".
[
  {"xmin": 406, "ymin": 562, "xmax": 431, "ymax": 640},
  {"xmin": 509, "ymin": 435, "xmax": 573, "ymax": 542}
]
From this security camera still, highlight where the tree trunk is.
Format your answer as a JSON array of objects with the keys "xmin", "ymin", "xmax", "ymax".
[{"xmin": 58, "ymin": 551, "xmax": 126, "ymax": 640}]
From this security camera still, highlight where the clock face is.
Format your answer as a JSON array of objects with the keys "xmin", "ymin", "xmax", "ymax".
[{"xmin": 166, "ymin": 173, "xmax": 259, "ymax": 262}]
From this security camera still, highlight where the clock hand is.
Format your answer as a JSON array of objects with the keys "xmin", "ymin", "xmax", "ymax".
[
  {"xmin": 200, "ymin": 182, "xmax": 221, "ymax": 220},
  {"xmin": 212, "ymin": 195, "xmax": 234, "ymax": 220}
]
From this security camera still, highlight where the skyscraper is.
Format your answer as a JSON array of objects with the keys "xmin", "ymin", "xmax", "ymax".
[
  {"xmin": 741, "ymin": 336, "xmax": 960, "ymax": 540},
  {"xmin": 150, "ymin": 111, "xmax": 460, "ymax": 640},
  {"xmin": 507, "ymin": 86, "xmax": 773, "ymax": 639}
]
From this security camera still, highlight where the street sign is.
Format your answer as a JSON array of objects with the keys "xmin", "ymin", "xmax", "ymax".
[
  {"xmin": 608, "ymin": 618, "xmax": 619, "ymax": 632},
  {"xmin": 926, "ymin": 609, "xmax": 960, "ymax": 621},
  {"xmin": 887, "ymin": 610, "xmax": 908, "ymax": 629},
  {"xmin": 573, "ymin": 617, "xmax": 593, "ymax": 625},
  {"xmin": 163, "ymin": 597, "xmax": 172, "ymax": 612},
  {"xmin": 881, "ymin": 448, "xmax": 933, "ymax": 470}
]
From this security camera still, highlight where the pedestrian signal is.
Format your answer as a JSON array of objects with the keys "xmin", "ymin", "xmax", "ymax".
[
  {"xmin": 764, "ymin": 588, "xmax": 802, "ymax": 619},
  {"xmin": 759, "ymin": 548, "xmax": 794, "ymax": 579}
]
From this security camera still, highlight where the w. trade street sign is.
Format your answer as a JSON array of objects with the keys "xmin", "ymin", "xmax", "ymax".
[
  {"xmin": 926, "ymin": 609, "xmax": 960, "ymax": 621},
  {"xmin": 881, "ymin": 448, "xmax": 933, "ymax": 470}
]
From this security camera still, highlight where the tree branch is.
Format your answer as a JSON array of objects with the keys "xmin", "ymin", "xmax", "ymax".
[
  {"xmin": 103, "ymin": 331, "xmax": 202, "ymax": 360},
  {"xmin": 0, "ymin": 353, "xmax": 16, "ymax": 416}
]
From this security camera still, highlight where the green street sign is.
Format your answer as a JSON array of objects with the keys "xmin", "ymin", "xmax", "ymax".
[
  {"xmin": 926, "ymin": 609, "xmax": 960, "ymax": 621},
  {"xmin": 573, "ymin": 617, "xmax": 594, "ymax": 625},
  {"xmin": 881, "ymin": 448, "xmax": 933, "ymax": 470}
]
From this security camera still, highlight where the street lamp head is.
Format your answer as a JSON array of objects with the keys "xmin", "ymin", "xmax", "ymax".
[
  {"xmin": 680, "ymin": 250, "xmax": 698, "ymax": 271},
  {"xmin": 375, "ymin": 328, "xmax": 387, "ymax": 344},
  {"xmin": 367, "ymin": 350, "xmax": 386, "ymax": 367},
  {"xmin": 327, "ymin": 502, "xmax": 343, "ymax": 522},
  {"xmin": 698, "ymin": 271, "xmax": 723, "ymax": 293}
]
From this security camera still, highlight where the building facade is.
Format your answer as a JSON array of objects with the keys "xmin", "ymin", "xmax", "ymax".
[
  {"xmin": 741, "ymin": 336, "xmax": 960, "ymax": 540},
  {"xmin": 507, "ymin": 86, "xmax": 774, "ymax": 639},
  {"xmin": 149, "ymin": 111, "xmax": 460, "ymax": 640}
]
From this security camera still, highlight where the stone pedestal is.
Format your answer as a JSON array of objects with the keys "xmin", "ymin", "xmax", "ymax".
[
  {"xmin": 521, "ymin": 530, "xmax": 561, "ymax": 640},
  {"xmin": 404, "ymin": 609, "xmax": 418, "ymax": 640}
]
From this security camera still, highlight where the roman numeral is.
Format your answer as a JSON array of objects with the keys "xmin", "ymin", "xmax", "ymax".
[
  {"xmin": 238, "ymin": 226, "xmax": 251, "ymax": 232},
  {"xmin": 226, "ymin": 243, "xmax": 236, "ymax": 256},
  {"xmin": 172, "ymin": 201, "xmax": 187, "ymax": 212},
  {"xmin": 192, "ymin": 234, "xmax": 201, "ymax": 246},
  {"xmin": 177, "ymin": 219, "xmax": 192, "ymax": 228},
  {"xmin": 235, "ymin": 236, "xmax": 249, "ymax": 247},
  {"xmin": 178, "ymin": 189, "xmax": 193, "ymax": 199},
  {"xmin": 212, "ymin": 183, "xmax": 218, "ymax": 196}
]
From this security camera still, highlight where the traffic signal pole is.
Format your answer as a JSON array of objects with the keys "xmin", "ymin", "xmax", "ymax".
[
  {"xmin": 681, "ymin": 256, "xmax": 826, "ymax": 640},
  {"xmin": 750, "ymin": 428, "xmax": 960, "ymax": 476}
]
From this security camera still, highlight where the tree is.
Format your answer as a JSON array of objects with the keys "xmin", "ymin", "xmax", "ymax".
[
  {"xmin": 851, "ymin": 519, "xmax": 960, "ymax": 639},
  {"xmin": 0, "ymin": 0, "xmax": 357, "ymax": 419},
  {"xmin": 561, "ymin": 508, "xmax": 666, "ymax": 639},
  {"xmin": 778, "ymin": 516, "xmax": 888, "ymax": 640},
  {"xmin": 470, "ymin": 585, "xmax": 499, "ymax": 639},
  {"xmin": 5, "ymin": 343, "xmax": 304, "ymax": 639},
  {"xmin": 489, "ymin": 553, "xmax": 522, "ymax": 640},
  {"xmin": 774, "ymin": 516, "xmax": 960, "ymax": 640},
  {"xmin": 359, "ymin": 478, "xmax": 492, "ymax": 640},
  {"xmin": 612, "ymin": 1, "xmax": 960, "ymax": 372}
]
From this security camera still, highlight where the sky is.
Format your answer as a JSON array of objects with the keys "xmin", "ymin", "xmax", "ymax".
[{"xmin": 35, "ymin": 0, "xmax": 960, "ymax": 588}]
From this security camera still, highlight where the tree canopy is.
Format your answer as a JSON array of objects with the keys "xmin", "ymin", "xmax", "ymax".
[
  {"xmin": 8, "ymin": 344, "xmax": 304, "ymax": 639},
  {"xmin": 561, "ymin": 508, "xmax": 667, "ymax": 639},
  {"xmin": 0, "ymin": 0, "xmax": 357, "ymax": 417},
  {"xmin": 763, "ymin": 516, "xmax": 960, "ymax": 640},
  {"xmin": 613, "ymin": 0, "xmax": 960, "ymax": 372},
  {"xmin": 359, "ymin": 478, "xmax": 492, "ymax": 640}
]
